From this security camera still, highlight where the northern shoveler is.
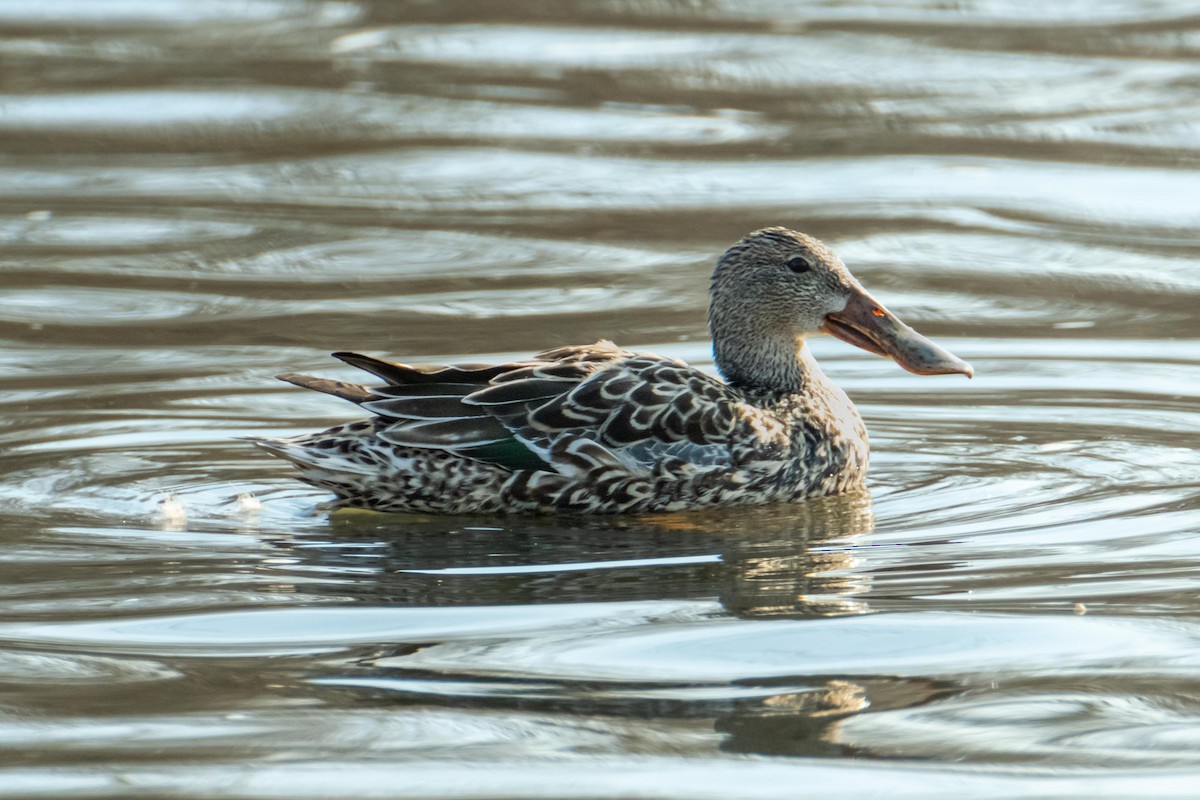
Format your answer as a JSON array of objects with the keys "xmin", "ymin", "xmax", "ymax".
[{"xmin": 254, "ymin": 227, "xmax": 971, "ymax": 514}]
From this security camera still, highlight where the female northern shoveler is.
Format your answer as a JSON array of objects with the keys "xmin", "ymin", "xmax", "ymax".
[{"xmin": 255, "ymin": 227, "xmax": 971, "ymax": 514}]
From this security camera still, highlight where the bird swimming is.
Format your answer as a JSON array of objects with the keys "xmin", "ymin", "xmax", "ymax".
[{"xmin": 254, "ymin": 227, "xmax": 972, "ymax": 514}]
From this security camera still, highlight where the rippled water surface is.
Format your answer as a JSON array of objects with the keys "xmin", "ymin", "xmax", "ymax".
[{"xmin": 3, "ymin": 1, "xmax": 1200, "ymax": 797}]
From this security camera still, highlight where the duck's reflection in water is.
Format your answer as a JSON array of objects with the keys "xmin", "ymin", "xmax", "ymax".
[
  {"xmin": 715, "ymin": 675, "xmax": 959, "ymax": 758},
  {"xmin": 299, "ymin": 489, "xmax": 877, "ymax": 616},
  {"xmin": 715, "ymin": 491, "xmax": 874, "ymax": 619},
  {"xmin": 280, "ymin": 491, "xmax": 963, "ymax": 759}
]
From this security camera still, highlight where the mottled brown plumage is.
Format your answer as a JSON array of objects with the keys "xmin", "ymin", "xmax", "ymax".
[{"xmin": 254, "ymin": 228, "xmax": 971, "ymax": 514}]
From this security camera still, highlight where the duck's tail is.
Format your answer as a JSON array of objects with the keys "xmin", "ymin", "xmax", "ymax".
[
  {"xmin": 247, "ymin": 422, "xmax": 512, "ymax": 514},
  {"xmin": 247, "ymin": 421, "xmax": 381, "ymax": 496}
]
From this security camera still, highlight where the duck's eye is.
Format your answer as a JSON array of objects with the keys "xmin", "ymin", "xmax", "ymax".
[{"xmin": 786, "ymin": 256, "xmax": 812, "ymax": 274}]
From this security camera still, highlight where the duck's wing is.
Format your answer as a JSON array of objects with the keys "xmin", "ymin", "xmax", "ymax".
[
  {"xmin": 464, "ymin": 346, "xmax": 746, "ymax": 475},
  {"xmin": 281, "ymin": 342, "xmax": 748, "ymax": 475}
]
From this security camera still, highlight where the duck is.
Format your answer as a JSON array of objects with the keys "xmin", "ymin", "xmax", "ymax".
[{"xmin": 253, "ymin": 227, "xmax": 971, "ymax": 514}]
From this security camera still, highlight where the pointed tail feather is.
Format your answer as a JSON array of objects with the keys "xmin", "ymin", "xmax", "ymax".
[
  {"xmin": 332, "ymin": 351, "xmax": 514, "ymax": 385},
  {"xmin": 275, "ymin": 373, "xmax": 376, "ymax": 404}
]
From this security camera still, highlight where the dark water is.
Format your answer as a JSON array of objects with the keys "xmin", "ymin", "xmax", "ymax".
[{"xmin": 3, "ymin": 1, "xmax": 1200, "ymax": 796}]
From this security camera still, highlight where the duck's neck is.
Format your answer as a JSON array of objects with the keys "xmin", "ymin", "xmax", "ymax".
[{"xmin": 712, "ymin": 327, "xmax": 823, "ymax": 393}]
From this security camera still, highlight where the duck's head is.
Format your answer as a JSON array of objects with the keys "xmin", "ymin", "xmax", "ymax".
[{"xmin": 709, "ymin": 227, "xmax": 973, "ymax": 388}]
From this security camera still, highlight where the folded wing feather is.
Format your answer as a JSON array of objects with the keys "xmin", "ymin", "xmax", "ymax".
[{"xmin": 281, "ymin": 343, "xmax": 746, "ymax": 475}]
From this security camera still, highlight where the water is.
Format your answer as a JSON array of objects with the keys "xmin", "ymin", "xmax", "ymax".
[{"xmin": 2, "ymin": 0, "xmax": 1200, "ymax": 796}]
